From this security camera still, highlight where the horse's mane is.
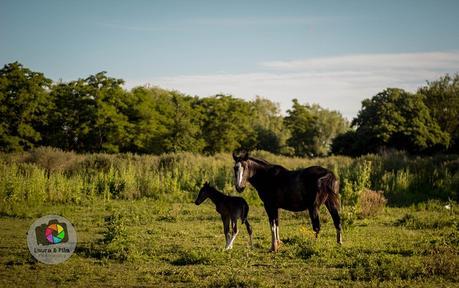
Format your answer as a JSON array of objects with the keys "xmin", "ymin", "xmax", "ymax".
[
  {"xmin": 248, "ymin": 156, "xmax": 272, "ymax": 166},
  {"xmin": 249, "ymin": 156, "xmax": 288, "ymax": 172}
]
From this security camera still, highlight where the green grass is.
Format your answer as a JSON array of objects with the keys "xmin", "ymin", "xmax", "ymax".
[
  {"xmin": 0, "ymin": 199, "xmax": 457, "ymax": 287},
  {"xmin": 0, "ymin": 149, "xmax": 458, "ymax": 286}
]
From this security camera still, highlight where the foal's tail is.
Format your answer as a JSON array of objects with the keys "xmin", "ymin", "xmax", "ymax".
[{"xmin": 318, "ymin": 172, "xmax": 340, "ymax": 209}]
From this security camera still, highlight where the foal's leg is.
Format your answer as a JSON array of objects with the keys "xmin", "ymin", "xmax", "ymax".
[
  {"xmin": 325, "ymin": 199, "xmax": 342, "ymax": 244},
  {"xmin": 226, "ymin": 218, "xmax": 238, "ymax": 250},
  {"xmin": 222, "ymin": 215, "xmax": 231, "ymax": 249},
  {"xmin": 308, "ymin": 205, "xmax": 321, "ymax": 239}
]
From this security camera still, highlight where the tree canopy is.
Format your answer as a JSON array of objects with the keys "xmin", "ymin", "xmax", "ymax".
[
  {"xmin": 418, "ymin": 74, "xmax": 459, "ymax": 153},
  {"xmin": 0, "ymin": 62, "xmax": 52, "ymax": 151},
  {"xmin": 285, "ymin": 99, "xmax": 348, "ymax": 157},
  {"xmin": 0, "ymin": 62, "xmax": 457, "ymax": 157},
  {"xmin": 332, "ymin": 88, "xmax": 451, "ymax": 155}
]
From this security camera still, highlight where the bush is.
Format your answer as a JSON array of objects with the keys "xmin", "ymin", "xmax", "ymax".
[
  {"xmin": 0, "ymin": 148, "xmax": 457, "ymax": 211},
  {"xmin": 357, "ymin": 189, "xmax": 386, "ymax": 218}
]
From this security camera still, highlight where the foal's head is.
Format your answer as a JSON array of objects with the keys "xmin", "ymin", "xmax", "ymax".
[
  {"xmin": 232, "ymin": 150, "xmax": 250, "ymax": 193},
  {"xmin": 195, "ymin": 182, "xmax": 212, "ymax": 205}
]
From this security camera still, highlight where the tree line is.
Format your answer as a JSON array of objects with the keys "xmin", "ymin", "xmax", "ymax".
[{"xmin": 0, "ymin": 62, "xmax": 458, "ymax": 156}]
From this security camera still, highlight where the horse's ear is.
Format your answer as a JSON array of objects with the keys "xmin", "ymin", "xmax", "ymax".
[
  {"xmin": 204, "ymin": 181, "xmax": 209, "ymax": 186},
  {"xmin": 232, "ymin": 151, "xmax": 238, "ymax": 161},
  {"xmin": 241, "ymin": 150, "xmax": 249, "ymax": 160}
]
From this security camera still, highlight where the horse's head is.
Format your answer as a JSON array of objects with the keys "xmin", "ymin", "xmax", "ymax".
[
  {"xmin": 232, "ymin": 150, "xmax": 250, "ymax": 193},
  {"xmin": 195, "ymin": 182, "xmax": 211, "ymax": 205}
]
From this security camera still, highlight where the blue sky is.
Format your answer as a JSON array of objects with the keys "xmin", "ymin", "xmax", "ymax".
[{"xmin": 1, "ymin": 0, "xmax": 459, "ymax": 118}]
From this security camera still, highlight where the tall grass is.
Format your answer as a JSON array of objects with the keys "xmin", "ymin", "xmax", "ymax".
[{"xmin": 0, "ymin": 147, "xmax": 457, "ymax": 217}]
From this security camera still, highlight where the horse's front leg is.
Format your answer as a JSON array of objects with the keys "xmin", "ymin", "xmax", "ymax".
[
  {"xmin": 267, "ymin": 208, "xmax": 279, "ymax": 252},
  {"xmin": 275, "ymin": 218, "xmax": 282, "ymax": 247}
]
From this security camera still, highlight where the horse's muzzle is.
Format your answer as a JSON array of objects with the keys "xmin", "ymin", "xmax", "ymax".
[{"xmin": 235, "ymin": 186, "xmax": 245, "ymax": 193}]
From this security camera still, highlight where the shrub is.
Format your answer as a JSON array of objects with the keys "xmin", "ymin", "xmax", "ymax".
[
  {"xmin": 357, "ymin": 189, "xmax": 386, "ymax": 218},
  {"xmin": 0, "ymin": 148, "xmax": 457, "ymax": 209}
]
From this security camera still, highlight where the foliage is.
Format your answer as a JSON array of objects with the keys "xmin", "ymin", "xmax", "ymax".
[
  {"xmin": 285, "ymin": 99, "xmax": 348, "ymax": 157},
  {"xmin": 357, "ymin": 189, "xmax": 386, "ymax": 218},
  {"xmin": 2, "ymin": 62, "xmax": 458, "ymax": 158},
  {"xmin": 305, "ymin": 104, "xmax": 349, "ymax": 156},
  {"xmin": 0, "ymin": 148, "xmax": 457, "ymax": 219},
  {"xmin": 418, "ymin": 73, "xmax": 459, "ymax": 152},
  {"xmin": 330, "ymin": 130, "xmax": 359, "ymax": 156},
  {"xmin": 199, "ymin": 95, "xmax": 256, "ymax": 154},
  {"xmin": 284, "ymin": 99, "xmax": 319, "ymax": 157},
  {"xmin": 250, "ymin": 96, "xmax": 291, "ymax": 154},
  {"xmin": 45, "ymin": 72, "xmax": 130, "ymax": 153},
  {"xmin": 0, "ymin": 62, "xmax": 52, "ymax": 151},
  {"xmin": 335, "ymin": 88, "xmax": 450, "ymax": 156}
]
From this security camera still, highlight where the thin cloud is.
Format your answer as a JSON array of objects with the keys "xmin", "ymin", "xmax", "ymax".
[
  {"xmin": 97, "ymin": 22, "xmax": 180, "ymax": 32},
  {"xmin": 126, "ymin": 51, "xmax": 459, "ymax": 120},
  {"xmin": 193, "ymin": 16, "xmax": 335, "ymax": 27},
  {"xmin": 98, "ymin": 16, "xmax": 334, "ymax": 32},
  {"xmin": 261, "ymin": 51, "xmax": 459, "ymax": 71}
]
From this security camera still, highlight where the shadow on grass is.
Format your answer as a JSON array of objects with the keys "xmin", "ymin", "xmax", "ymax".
[{"xmin": 168, "ymin": 250, "xmax": 210, "ymax": 266}]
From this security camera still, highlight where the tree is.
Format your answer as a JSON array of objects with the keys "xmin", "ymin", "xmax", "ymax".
[
  {"xmin": 47, "ymin": 72, "xmax": 130, "ymax": 153},
  {"xmin": 249, "ymin": 96, "xmax": 290, "ymax": 154},
  {"xmin": 330, "ymin": 130, "xmax": 360, "ymax": 156},
  {"xmin": 154, "ymin": 90, "xmax": 205, "ymax": 153},
  {"xmin": 122, "ymin": 87, "xmax": 166, "ymax": 153},
  {"xmin": 350, "ymin": 88, "xmax": 449, "ymax": 154},
  {"xmin": 306, "ymin": 104, "xmax": 349, "ymax": 156},
  {"xmin": 0, "ymin": 62, "xmax": 52, "ymax": 151},
  {"xmin": 418, "ymin": 74, "xmax": 459, "ymax": 152},
  {"xmin": 199, "ymin": 95, "xmax": 255, "ymax": 154},
  {"xmin": 284, "ymin": 99, "xmax": 348, "ymax": 157},
  {"xmin": 284, "ymin": 99, "xmax": 319, "ymax": 157}
]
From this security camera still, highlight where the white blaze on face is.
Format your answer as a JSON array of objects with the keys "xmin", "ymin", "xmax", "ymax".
[{"xmin": 235, "ymin": 162, "xmax": 244, "ymax": 187}]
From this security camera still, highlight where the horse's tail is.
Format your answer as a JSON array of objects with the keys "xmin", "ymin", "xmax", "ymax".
[{"xmin": 318, "ymin": 172, "xmax": 340, "ymax": 209}]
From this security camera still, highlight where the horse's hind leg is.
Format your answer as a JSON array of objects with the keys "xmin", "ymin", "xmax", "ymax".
[
  {"xmin": 308, "ymin": 206, "xmax": 321, "ymax": 239},
  {"xmin": 325, "ymin": 199, "xmax": 342, "ymax": 244},
  {"xmin": 222, "ymin": 215, "xmax": 231, "ymax": 249},
  {"xmin": 226, "ymin": 219, "xmax": 238, "ymax": 250}
]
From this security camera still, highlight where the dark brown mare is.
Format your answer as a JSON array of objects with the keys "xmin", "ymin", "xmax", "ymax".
[
  {"xmin": 195, "ymin": 182, "xmax": 253, "ymax": 250},
  {"xmin": 232, "ymin": 151, "xmax": 342, "ymax": 252}
]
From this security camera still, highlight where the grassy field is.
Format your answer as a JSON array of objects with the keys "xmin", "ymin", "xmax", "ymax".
[
  {"xmin": 0, "ymin": 149, "xmax": 458, "ymax": 287},
  {"xmin": 0, "ymin": 199, "xmax": 458, "ymax": 287}
]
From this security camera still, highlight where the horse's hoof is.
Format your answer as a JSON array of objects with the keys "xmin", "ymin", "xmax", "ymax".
[
  {"xmin": 337, "ymin": 234, "xmax": 343, "ymax": 245},
  {"xmin": 269, "ymin": 246, "xmax": 279, "ymax": 253}
]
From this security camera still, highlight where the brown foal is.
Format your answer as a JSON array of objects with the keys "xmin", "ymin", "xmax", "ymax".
[{"xmin": 195, "ymin": 182, "xmax": 253, "ymax": 250}]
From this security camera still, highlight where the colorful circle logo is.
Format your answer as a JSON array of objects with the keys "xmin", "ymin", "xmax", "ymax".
[
  {"xmin": 45, "ymin": 223, "xmax": 66, "ymax": 244},
  {"xmin": 27, "ymin": 215, "xmax": 77, "ymax": 264}
]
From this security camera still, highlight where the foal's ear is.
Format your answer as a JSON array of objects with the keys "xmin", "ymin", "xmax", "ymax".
[{"xmin": 204, "ymin": 181, "xmax": 209, "ymax": 186}]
